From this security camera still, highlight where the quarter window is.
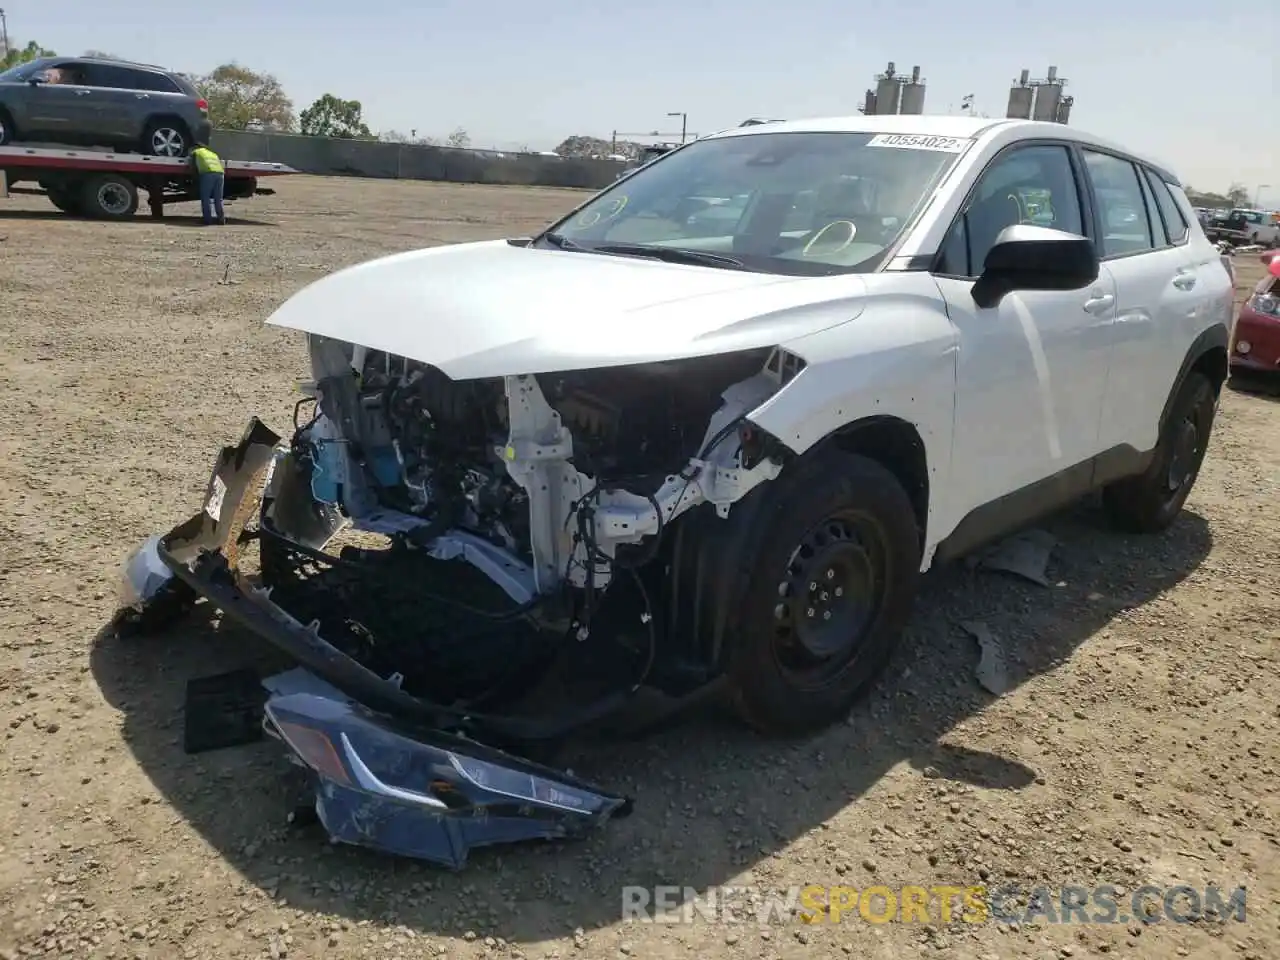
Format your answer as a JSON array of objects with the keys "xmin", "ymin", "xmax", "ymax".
[
  {"xmin": 937, "ymin": 144, "xmax": 1084, "ymax": 277},
  {"xmin": 131, "ymin": 71, "xmax": 181, "ymax": 93},
  {"xmin": 1143, "ymin": 170, "xmax": 1189, "ymax": 244},
  {"xmin": 1083, "ymin": 150, "xmax": 1156, "ymax": 257}
]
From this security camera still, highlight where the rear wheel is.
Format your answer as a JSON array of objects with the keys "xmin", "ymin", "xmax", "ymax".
[
  {"xmin": 1102, "ymin": 372, "xmax": 1217, "ymax": 533},
  {"xmin": 0, "ymin": 110, "xmax": 14, "ymax": 145},
  {"xmin": 142, "ymin": 119, "xmax": 190, "ymax": 157},
  {"xmin": 726, "ymin": 449, "xmax": 922, "ymax": 736},
  {"xmin": 80, "ymin": 174, "xmax": 139, "ymax": 220}
]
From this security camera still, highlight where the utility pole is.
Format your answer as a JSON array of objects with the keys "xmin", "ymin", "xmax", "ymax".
[
  {"xmin": 1255, "ymin": 184, "xmax": 1270, "ymax": 209},
  {"xmin": 667, "ymin": 111, "xmax": 688, "ymax": 143},
  {"xmin": 0, "ymin": 9, "xmax": 10, "ymax": 61}
]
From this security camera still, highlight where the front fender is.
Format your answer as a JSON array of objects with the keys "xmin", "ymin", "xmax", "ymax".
[{"xmin": 746, "ymin": 284, "xmax": 957, "ymax": 556}]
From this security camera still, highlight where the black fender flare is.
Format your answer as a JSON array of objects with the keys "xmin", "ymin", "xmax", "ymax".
[{"xmin": 1159, "ymin": 323, "xmax": 1229, "ymax": 431}]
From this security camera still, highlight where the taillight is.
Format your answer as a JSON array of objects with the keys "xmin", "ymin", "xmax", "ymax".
[{"xmin": 196, "ymin": 98, "xmax": 208, "ymax": 112}]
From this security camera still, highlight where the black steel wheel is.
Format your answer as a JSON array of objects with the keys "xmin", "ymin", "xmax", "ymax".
[
  {"xmin": 727, "ymin": 448, "xmax": 922, "ymax": 736},
  {"xmin": 771, "ymin": 513, "xmax": 888, "ymax": 691},
  {"xmin": 1103, "ymin": 371, "xmax": 1217, "ymax": 533}
]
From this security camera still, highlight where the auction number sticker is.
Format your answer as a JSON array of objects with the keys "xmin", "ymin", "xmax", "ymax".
[{"xmin": 868, "ymin": 134, "xmax": 969, "ymax": 152}]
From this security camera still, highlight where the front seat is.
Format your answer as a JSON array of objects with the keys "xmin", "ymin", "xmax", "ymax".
[
  {"xmin": 792, "ymin": 180, "xmax": 882, "ymax": 256},
  {"xmin": 964, "ymin": 187, "xmax": 1027, "ymax": 271}
]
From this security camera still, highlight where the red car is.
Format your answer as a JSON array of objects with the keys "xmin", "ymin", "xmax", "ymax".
[{"xmin": 1230, "ymin": 252, "xmax": 1280, "ymax": 378}]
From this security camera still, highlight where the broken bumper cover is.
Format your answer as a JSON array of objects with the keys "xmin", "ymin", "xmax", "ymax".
[{"xmin": 113, "ymin": 418, "xmax": 630, "ymax": 867}]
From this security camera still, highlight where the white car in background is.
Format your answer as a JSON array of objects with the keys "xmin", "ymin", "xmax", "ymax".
[
  {"xmin": 117, "ymin": 115, "xmax": 1234, "ymax": 866},
  {"xmin": 1230, "ymin": 208, "xmax": 1280, "ymax": 247}
]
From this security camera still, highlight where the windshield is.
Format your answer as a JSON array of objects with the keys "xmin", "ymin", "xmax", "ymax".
[
  {"xmin": 542, "ymin": 131, "xmax": 968, "ymax": 275},
  {"xmin": 0, "ymin": 58, "xmax": 57, "ymax": 83}
]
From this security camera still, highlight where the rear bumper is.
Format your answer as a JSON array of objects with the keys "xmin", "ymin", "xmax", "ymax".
[{"xmin": 113, "ymin": 418, "xmax": 631, "ymax": 867}]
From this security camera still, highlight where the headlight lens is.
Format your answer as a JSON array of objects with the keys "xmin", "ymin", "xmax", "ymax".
[{"xmin": 1247, "ymin": 294, "xmax": 1280, "ymax": 317}]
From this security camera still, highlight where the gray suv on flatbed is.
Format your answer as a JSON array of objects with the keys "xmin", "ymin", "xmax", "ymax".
[{"xmin": 0, "ymin": 56, "xmax": 212, "ymax": 157}]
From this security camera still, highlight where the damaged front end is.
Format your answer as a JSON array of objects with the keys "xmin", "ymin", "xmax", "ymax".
[{"xmin": 114, "ymin": 339, "xmax": 799, "ymax": 864}]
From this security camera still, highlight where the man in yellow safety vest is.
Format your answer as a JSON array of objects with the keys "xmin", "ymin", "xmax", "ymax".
[{"xmin": 190, "ymin": 141, "xmax": 226, "ymax": 226}]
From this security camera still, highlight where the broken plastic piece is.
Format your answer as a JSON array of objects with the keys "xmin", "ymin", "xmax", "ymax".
[
  {"xmin": 970, "ymin": 528, "xmax": 1057, "ymax": 586},
  {"xmin": 960, "ymin": 620, "xmax": 1011, "ymax": 695}
]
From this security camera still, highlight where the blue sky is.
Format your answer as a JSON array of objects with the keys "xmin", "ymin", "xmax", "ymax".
[{"xmin": 7, "ymin": 0, "xmax": 1277, "ymax": 202}]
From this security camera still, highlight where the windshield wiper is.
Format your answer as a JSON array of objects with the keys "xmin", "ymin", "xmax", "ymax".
[{"xmin": 588, "ymin": 243, "xmax": 747, "ymax": 270}]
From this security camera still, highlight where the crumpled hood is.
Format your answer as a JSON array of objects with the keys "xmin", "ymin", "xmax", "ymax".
[{"xmin": 267, "ymin": 239, "xmax": 867, "ymax": 379}]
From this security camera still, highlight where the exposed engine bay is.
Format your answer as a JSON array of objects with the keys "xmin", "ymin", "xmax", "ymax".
[
  {"xmin": 292, "ymin": 335, "xmax": 796, "ymax": 632},
  {"xmin": 112, "ymin": 335, "xmax": 809, "ymax": 869}
]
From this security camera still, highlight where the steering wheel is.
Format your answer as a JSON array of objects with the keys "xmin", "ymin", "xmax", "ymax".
[{"xmin": 802, "ymin": 220, "xmax": 858, "ymax": 257}]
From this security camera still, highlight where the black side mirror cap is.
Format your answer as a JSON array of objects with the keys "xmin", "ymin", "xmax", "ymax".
[{"xmin": 972, "ymin": 224, "xmax": 1099, "ymax": 309}]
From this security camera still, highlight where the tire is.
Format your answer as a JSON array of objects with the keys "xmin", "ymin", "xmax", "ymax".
[
  {"xmin": 142, "ymin": 118, "xmax": 190, "ymax": 158},
  {"xmin": 80, "ymin": 173, "xmax": 139, "ymax": 220},
  {"xmin": 46, "ymin": 186, "xmax": 81, "ymax": 215},
  {"xmin": 0, "ymin": 110, "xmax": 14, "ymax": 146},
  {"xmin": 1102, "ymin": 371, "xmax": 1216, "ymax": 534},
  {"xmin": 726, "ymin": 449, "xmax": 922, "ymax": 736}
]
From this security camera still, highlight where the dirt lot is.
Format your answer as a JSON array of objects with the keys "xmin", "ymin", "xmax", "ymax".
[{"xmin": 0, "ymin": 176, "xmax": 1277, "ymax": 960}]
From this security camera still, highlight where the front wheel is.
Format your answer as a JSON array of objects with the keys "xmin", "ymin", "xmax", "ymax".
[
  {"xmin": 727, "ymin": 449, "xmax": 922, "ymax": 736},
  {"xmin": 1102, "ymin": 372, "xmax": 1217, "ymax": 533}
]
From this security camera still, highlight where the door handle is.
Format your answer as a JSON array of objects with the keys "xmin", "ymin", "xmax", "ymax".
[
  {"xmin": 1173, "ymin": 271, "xmax": 1197, "ymax": 291},
  {"xmin": 75, "ymin": 90, "xmax": 92, "ymax": 96},
  {"xmin": 1083, "ymin": 293, "xmax": 1114, "ymax": 314},
  {"xmin": 135, "ymin": 93, "xmax": 149, "ymax": 99}
]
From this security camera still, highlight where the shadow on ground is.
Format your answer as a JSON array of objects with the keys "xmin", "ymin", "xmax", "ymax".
[
  {"xmin": 90, "ymin": 500, "xmax": 1212, "ymax": 942},
  {"xmin": 1228, "ymin": 372, "xmax": 1280, "ymax": 400},
  {"xmin": 0, "ymin": 208, "xmax": 275, "ymax": 227}
]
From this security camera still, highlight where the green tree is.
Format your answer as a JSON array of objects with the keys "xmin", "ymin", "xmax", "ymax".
[
  {"xmin": 1226, "ymin": 183, "xmax": 1250, "ymax": 207},
  {"xmin": 299, "ymin": 94, "xmax": 372, "ymax": 139},
  {"xmin": 1, "ymin": 39, "xmax": 55, "ymax": 71},
  {"xmin": 194, "ymin": 63, "xmax": 295, "ymax": 132}
]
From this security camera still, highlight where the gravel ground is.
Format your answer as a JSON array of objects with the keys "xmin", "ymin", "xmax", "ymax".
[{"xmin": 0, "ymin": 177, "xmax": 1276, "ymax": 960}]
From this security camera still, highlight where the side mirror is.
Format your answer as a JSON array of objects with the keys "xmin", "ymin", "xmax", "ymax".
[
  {"xmin": 972, "ymin": 224, "xmax": 1099, "ymax": 309},
  {"xmin": 28, "ymin": 71, "xmax": 51, "ymax": 85}
]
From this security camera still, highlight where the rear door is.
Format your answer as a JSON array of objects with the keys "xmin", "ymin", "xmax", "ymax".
[
  {"xmin": 80, "ymin": 63, "xmax": 152, "ymax": 144},
  {"xmin": 1080, "ymin": 149, "xmax": 1204, "ymax": 455}
]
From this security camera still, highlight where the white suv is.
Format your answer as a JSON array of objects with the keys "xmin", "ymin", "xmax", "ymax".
[{"xmin": 119, "ymin": 115, "xmax": 1234, "ymax": 751}]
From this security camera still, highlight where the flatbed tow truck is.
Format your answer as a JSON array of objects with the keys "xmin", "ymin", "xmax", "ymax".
[{"xmin": 0, "ymin": 144, "xmax": 297, "ymax": 220}]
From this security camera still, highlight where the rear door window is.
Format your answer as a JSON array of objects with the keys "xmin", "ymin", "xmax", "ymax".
[
  {"xmin": 1143, "ymin": 170, "xmax": 1189, "ymax": 245},
  {"xmin": 84, "ymin": 64, "xmax": 144, "ymax": 90},
  {"xmin": 1082, "ymin": 150, "xmax": 1156, "ymax": 257}
]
